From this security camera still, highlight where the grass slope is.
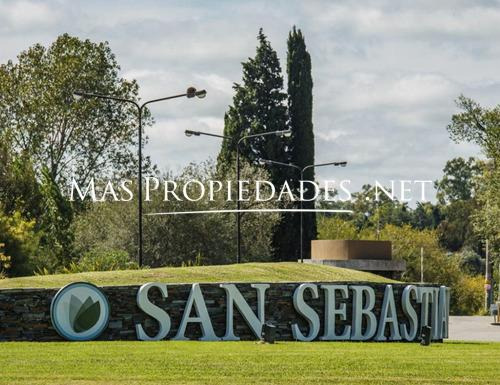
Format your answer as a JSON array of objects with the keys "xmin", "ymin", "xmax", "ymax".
[
  {"xmin": 0, "ymin": 341, "xmax": 498, "ymax": 385},
  {"xmin": 0, "ymin": 262, "xmax": 394, "ymax": 289}
]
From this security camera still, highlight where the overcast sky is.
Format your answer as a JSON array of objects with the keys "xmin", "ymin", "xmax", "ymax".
[{"xmin": 1, "ymin": 0, "xmax": 498, "ymax": 201}]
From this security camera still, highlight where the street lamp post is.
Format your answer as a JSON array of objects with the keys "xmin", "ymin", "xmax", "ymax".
[
  {"xmin": 236, "ymin": 130, "xmax": 291, "ymax": 263},
  {"xmin": 74, "ymin": 87, "xmax": 206, "ymax": 267},
  {"xmin": 259, "ymin": 158, "xmax": 347, "ymax": 263},
  {"xmin": 185, "ymin": 129, "xmax": 291, "ymax": 263}
]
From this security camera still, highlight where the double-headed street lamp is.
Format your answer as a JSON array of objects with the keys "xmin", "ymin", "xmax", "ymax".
[
  {"xmin": 185, "ymin": 129, "xmax": 291, "ymax": 263},
  {"xmin": 258, "ymin": 158, "xmax": 347, "ymax": 263},
  {"xmin": 74, "ymin": 87, "xmax": 207, "ymax": 267}
]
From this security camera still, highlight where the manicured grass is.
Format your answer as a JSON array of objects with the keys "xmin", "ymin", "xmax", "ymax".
[
  {"xmin": 0, "ymin": 341, "xmax": 498, "ymax": 384},
  {"xmin": 0, "ymin": 262, "xmax": 394, "ymax": 289}
]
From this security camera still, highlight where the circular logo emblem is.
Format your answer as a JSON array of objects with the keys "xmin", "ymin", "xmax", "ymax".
[{"xmin": 50, "ymin": 282, "xmax": 110, "ymax": 341}]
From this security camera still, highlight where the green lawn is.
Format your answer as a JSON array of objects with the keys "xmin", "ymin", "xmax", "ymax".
[
  {"xmin": 0, "ymin": 341, "xmax": 498, "ymax": 385},
  {"xmin": 0, "ymin": 262, "xmax": 394, "ymax": 289}
]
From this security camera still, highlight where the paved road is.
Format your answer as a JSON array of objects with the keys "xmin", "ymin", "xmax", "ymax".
[{"xmin": 449, "ymin": 316, "xmax": 500, "ymax": 342}]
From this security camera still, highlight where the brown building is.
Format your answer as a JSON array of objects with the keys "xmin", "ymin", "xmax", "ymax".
[{"xmin": 305, "ymin": 240, "xmax": 406, "ymax": 279}]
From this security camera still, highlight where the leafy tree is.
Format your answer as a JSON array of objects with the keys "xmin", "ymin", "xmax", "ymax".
[
  {"xmin": 447, "ymin": 97, "xmax": 499, "ymax": 278},
  {"xmin": 435, "ymin": 157, "xmax": 481, "ymax": 204},
  {"xmin": 447, "ymin": 95, "xmax": 500, "ymax": 160},
  {"xmin": 286, "ymin": 26, "xmax": 316, "ymax": 259},
  {"xmin": 380, "ymin": 224, "xmax": 483, "ymax": 315},
  {"xmin": 0, "ymin": 33, "xmax": 149, "ymax": 188},
  {"xmin": 472, "ymin": 161, "xmax": 499, "ymax": 269},
  {"xmin": 217, "ymin": 29, "xmax": 291, "ymax": 260}
]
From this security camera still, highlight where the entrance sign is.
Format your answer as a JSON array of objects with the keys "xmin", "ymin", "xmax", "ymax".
[{"xmin": 0, "ymin": 281, "xmax": 449, "ymax": 342}]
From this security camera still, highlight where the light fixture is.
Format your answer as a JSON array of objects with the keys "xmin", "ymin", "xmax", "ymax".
[
  {"xmin": 185, "ymin": 130, "xmax": 200, "ymax": 137},
  {"xmin": 195, "ymin": 89, "xmax": 207, "ymax": 99},
  {"xmin": 186, "ymin": 87, "xmax": 207, "ymax": 99},
  {"xmin": 277, "ymin": 129, "xmax": 292, "ymax": 138}
]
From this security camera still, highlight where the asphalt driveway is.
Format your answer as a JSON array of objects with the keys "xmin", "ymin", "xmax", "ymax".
[{"xmin": 449, "ymin": 316, "xmax": 500, "ymax": 342}]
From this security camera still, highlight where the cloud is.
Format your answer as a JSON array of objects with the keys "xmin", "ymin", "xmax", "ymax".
[
  {"xmin": 0, "ymin": 1, "xmax": 60, "ymax": 29},
  {"xmin": 1, "ymin": 0, "xmax": 494, "ymax": 202}
]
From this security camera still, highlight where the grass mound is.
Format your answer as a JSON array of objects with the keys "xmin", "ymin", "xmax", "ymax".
[{"xmin": 0, "ymin": 262, "xmax": 394, "ymax": 289}]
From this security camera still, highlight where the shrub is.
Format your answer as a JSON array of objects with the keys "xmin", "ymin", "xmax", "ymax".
[
  {"xmin": 62, "ymin": 249, "xmax": 139, "ymax": 273},
  {"xmin": 0, "ymin": 211, "xmax": 40, "ymax": 276},
  {"xmin": 452, "ymin": 275, "xmax": 484, "ymax": 315}
]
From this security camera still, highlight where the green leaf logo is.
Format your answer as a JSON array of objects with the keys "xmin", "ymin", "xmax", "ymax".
[{"xmin": 68, "ymin": 295, "xmax": 101, "ymax": 333}]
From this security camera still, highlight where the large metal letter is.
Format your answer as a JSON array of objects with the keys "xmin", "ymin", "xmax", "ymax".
[
  {"xmin": 375, "ymin": 285, "xmax": 401, "ymax": 341},
  {"xmin": 399, "ymin": 285, "xmax": 420, "ymax": 341},
  {"xmin": 320, "ymin": 285, "xmax": 351, "ymax": 340},
  {"xmin": 173, "ymin": 283, "xmax": 219, "ymax": 341},
  {"xmin": 219, "ymin": 283, "xmax": 270, "ymax": 340},
  {"xmin": 438, "ymin": 286, "xmax": 450, "ymax": 339},
  {"xmin": 135, "ymin": 282, "xmax": 170, "ymax": 341},
  {"xmin": 291, "ymin": 283, "xmax": 320, "ymax": 341},
  {"xmin": 351, "ymin": 285, "xmax": 377, "ymax": 340},
  {"xmin": 418, "ymin": 287, "xmax": 434, "ymax": 333}
]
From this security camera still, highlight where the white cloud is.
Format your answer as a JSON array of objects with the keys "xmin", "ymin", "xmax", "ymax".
[
  {"xmin": 0, "ymin": 1, "xmax": 59, "ymax": 28},
  {"xmin": 0, "ymin": 0, "xmax": 492, "ymax": 200}
]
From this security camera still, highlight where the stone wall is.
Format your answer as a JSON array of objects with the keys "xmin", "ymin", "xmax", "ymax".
[{"xmin": 0, "ymin": 282, "xmax": 441, "ymax": 342}]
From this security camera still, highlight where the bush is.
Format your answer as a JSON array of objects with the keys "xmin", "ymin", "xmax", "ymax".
[
  {"xmin": 0, "ymin": 211, "xmax": 40, "ymax": 276},
  {"xmin": 452, "ymin": 275, "xmax": 484, "ymax": 315},
  {"xmin": 62, "ymin": 249, "xmax": 139, "ymax": 273}
]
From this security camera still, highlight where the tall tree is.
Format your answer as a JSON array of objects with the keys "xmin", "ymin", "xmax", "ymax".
[
  {"xmin": 218, "ymin": 29, "xmax": 289, "ymax": 175},
  {"xmin": 286, "ymin": 26, "xmax": 315, "ymax": 259},
  {"xmin": 447, "ymin": 96, "xmax": 499, "ymax": 286},
  {"xmin": 0, "ymin": 34, "xmax": 149, "ymax": 188},
  {"xmin": 217, "ymin": 29, "xmax": 291, "ymax": 259}
]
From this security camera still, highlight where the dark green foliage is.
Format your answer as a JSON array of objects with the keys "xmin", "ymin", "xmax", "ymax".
[
  {"xmin": 411, "ymin": 202, "xmax": 441, "ymax": 230},
  {"xmin": 217, "ymin": 29, "xmax": 289, "ymax": 173},
  {"xmin": 0, "ymin": 211, "xmax": 39, "ymax": 276},
  {"xmin": 437, "ymin": 199, "xmax": 479, "ymax": 252},
  {"xmin": 216, "ymin": 29, "xmax": 291, "ymax": 260},
  {"xmin": 0, "ymin": 143, "xmax": 42, "ymax": 219},
  {"xmin": 286, "ymin": 26, "xmax": 316, "ymax": 259},
  {"xmin": 38, "ymin": 167, "xmax": 75, "ymax": 268},
  {"xmin": 435, "ymin": 157, "xmax": 481, "ymax": 204},
  {"xmin": 434, "ymin": 157, "xmax": 482, "ymax": 252}
]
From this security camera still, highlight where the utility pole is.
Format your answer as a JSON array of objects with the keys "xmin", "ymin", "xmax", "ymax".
[
  {"xmin": 420, "ymin": 247, "xmax": 424, "ymax": 284},
  {"xmin": 485, "ymin": 240, "xmax": 491, "ymax": 312}
]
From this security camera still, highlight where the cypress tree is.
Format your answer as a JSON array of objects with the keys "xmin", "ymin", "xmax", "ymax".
[
  {"xmin": 287, "ymin": 26, "xmax": 316, "ymax": 259},
  {"xmin": 217, "ymin": 29, "xmax": 292, "ymax": 259},
  {"xmin": 218, "ymin": 29, "xmax": 288, "ymax": 174}
]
